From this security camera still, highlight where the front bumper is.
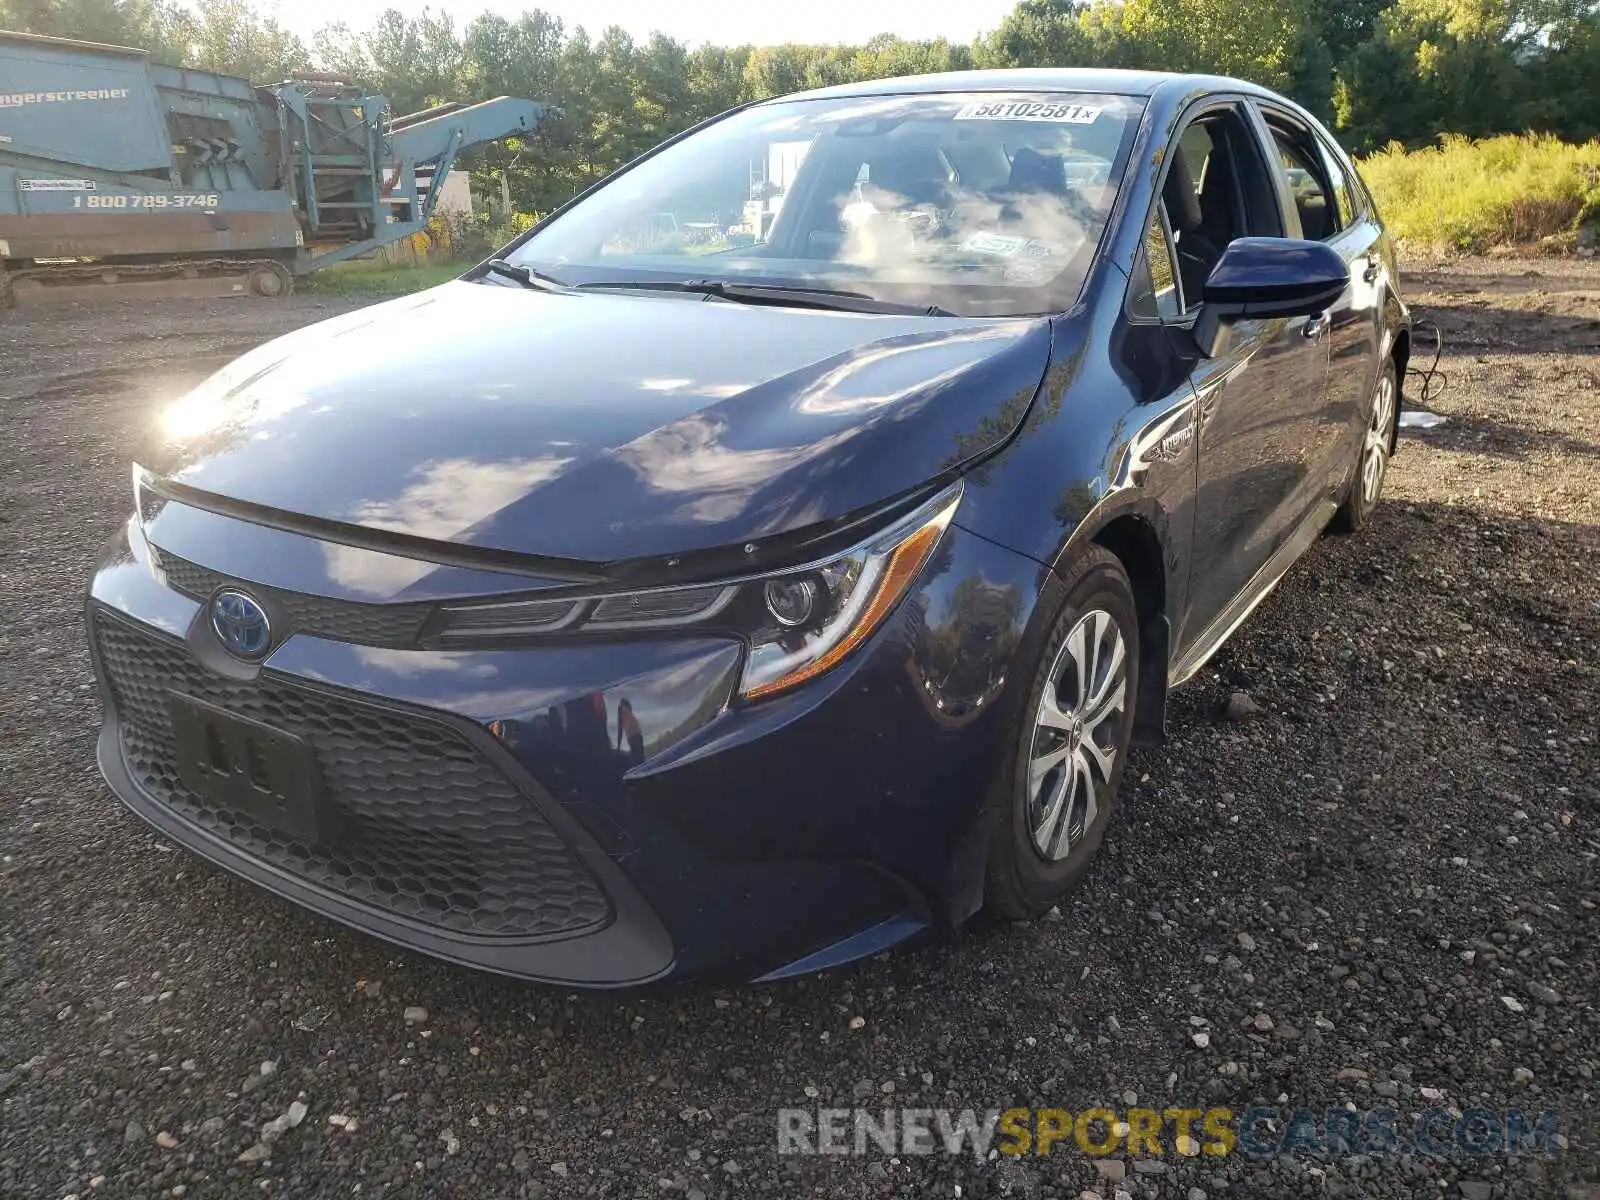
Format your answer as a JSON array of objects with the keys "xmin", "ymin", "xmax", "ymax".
[
  {"xmin": 90, "ymin": 603, "xmax": 675, "ymax": 986},
  {"xmin": 88, "ymin": 505, "xmax": 1046, "ymax": 985}
]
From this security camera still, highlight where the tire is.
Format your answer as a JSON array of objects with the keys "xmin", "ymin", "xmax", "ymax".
[
  {"xmin": 248, "ymin": 263, "xmax": 292, "ymax": 299},
  {"xmin": 985, "ymin": 545, "xmax": 1140, "ymax": 920},
  {"xmin": 1329, "ymin": 357, "xmax": 1398, "ymax": 534}
]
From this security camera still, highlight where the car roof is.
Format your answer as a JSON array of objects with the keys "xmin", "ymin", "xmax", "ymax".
[{"xmin": 767, "ymin": 68, "xmax": 1280, "ymax": 105}]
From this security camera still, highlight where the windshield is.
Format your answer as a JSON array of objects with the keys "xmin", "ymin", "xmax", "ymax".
[{"xmin": 505, "ymin": 91, "xmax": 1146, "ymax": 317}]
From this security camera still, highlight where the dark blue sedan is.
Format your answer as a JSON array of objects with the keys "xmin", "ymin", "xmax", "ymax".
[{"xmin": 88, "ymin": 69, "xmax": 1410, "ymax": 986}]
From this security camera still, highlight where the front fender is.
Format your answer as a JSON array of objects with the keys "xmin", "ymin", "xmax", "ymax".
[{"xmin": 953, "ymin": 304, "xmax": 1198, "ymax": 626}]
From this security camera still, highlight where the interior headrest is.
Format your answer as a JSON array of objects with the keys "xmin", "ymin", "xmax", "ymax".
[
  {"xmin": 1163, "ymin": 144, "xmax": 1204, "ymax": 232},
  {"xmin": 1007, "ymin": 147, "xmax": 1068, "ymax": 195},
  {"xmin": 870, "ymin": 144, "xmax": 949, "ymax": 205}
]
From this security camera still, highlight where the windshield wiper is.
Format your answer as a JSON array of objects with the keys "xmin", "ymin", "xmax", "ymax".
[
  {"xmin": 481, "ymin": 258, "xmax": 568, "ymax": 291},
  {"xmin": 575, "ymin": 278, "xmax": 956, "ymax": 317}
]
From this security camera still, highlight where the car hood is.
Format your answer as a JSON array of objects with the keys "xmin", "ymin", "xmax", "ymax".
[{"xmin": 154, "ymin": 281, "xmax": 1051, "ymax": 565}]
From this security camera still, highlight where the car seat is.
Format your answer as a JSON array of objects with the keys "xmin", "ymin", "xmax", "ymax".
[
  {"xmin": 1006, "ymin": 147, "xmax": 1069, "ymax": 196},
  {"xmin": 1163, "ymin": 144, "xmax": 1222, "ymax": 302}
]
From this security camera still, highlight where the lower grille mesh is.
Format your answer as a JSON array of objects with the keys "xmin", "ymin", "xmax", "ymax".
[{"xmin": 93, "ymin": 610, "xmax": 611, "ymax": 940}]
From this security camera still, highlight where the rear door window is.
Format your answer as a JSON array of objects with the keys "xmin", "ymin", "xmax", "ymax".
[
  {"xmin": 1265, "ymin": 122, "xmax": 1340, "ymax": 241},
  {"xmin": 1314, "ymin": 135, "xmax": 1360, "ymax": 228}
]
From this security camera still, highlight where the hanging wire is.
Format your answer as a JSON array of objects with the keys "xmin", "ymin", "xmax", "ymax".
[{"xmin": 1405, "ymin": 318, "xmax": 1447, "ymax": 408}]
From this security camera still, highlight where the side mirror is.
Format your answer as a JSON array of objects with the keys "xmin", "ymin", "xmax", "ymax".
[{"xmin": 1192, "ymin": 237, "xmax": 1347, "ymax": 357}]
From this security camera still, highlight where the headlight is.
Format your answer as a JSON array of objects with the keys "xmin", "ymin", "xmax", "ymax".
[
  {"xmin": 736, "ymin": 486, "xmax": 959, "ymax": 699},
  {"xmin": 432, "ymin": 483, "xmax": 962, "ymax": 702}
]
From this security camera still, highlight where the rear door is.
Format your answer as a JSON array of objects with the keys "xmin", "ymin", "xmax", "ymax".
[{"xmin": 1252, "ymin": 104, "xmax": 1385, "ymax": 508}]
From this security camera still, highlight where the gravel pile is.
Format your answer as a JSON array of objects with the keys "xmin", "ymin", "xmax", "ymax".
[{"xmin": 1, "ymin": 263, "xmax": 1596, "ymax": 1198}]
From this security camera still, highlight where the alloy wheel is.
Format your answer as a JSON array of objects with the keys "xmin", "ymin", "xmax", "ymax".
[
  {"xmin": 1026, "ymin": 609, "xmax": 1129, "ymax": 861},
  {"xmin": 1361, "ymin": 371, "xmax": 1396, "ymax": 506}
]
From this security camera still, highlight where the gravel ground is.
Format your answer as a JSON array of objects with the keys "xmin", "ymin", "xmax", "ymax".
[{"xmin": 1, "ymin": 262, "xmax": 1596, "ymax": 1200}]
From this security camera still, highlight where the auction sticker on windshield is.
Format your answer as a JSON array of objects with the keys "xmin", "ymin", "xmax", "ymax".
[{"xmin": 954, "ymin": 101, "xmax": 1101, "ymax": 123}]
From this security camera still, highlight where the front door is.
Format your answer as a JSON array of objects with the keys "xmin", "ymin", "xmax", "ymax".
[{"xmin": 1152, "ymin": 102, "xmax": 1332, "ymax": 653}]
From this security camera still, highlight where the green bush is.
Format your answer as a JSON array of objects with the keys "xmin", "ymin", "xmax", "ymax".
[
  {"xmin": 1358, "ymin": 133, "xmax": 1600, "ymax": 250},
  {"xmin": 435, "ymin": 210, "xmax": 545, "ymax": 263}
]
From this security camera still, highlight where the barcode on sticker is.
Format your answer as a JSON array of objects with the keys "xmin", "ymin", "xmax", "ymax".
[
  {"xmin": 954, "ymin": 101, "xmax": 1101, "ymax": 124},
  {"xmin": 19, "ymin": 178, "xmax": 96, "ymax": 191}
]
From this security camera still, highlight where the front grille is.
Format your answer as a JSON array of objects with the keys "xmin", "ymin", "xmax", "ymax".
[
  {"xmin": 154, "ymin": 550, "xmax": 433, "ymax": 648},
  {"xmin": 93, "ymin": 610, "xmax": 612, "ymax": 940}
]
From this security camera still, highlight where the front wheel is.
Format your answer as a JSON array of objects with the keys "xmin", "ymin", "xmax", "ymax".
[
  {"xmin": 985, "ymin": 546, "xmax": 1139, "ymax": 920},
  {"xmin": 248, "ymin": 262, "xmax": 293, "ymax": 299},
  {"xmin": 1330, "ymin": 357, "xmax": 1398, "ymax": 534}
]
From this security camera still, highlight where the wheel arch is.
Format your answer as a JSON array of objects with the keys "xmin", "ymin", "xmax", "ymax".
[
  {"xmin": 1392, "ymin": 326, "xmax": 1411, "ymax": 380},
  {"xmin": 1088, "ymin": 511, "xmax": 1170, "ymax": 746}
]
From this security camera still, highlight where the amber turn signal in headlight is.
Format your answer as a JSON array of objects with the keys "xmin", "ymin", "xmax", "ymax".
[{"xmin": 738, "ymin": 484, "xmax": 961, "ymax": 701}]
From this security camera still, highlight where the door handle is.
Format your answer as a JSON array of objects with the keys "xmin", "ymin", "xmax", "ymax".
[
  {"xmin": 1302, "ymin": 312, "xmax": 1329, "ymax": 341},
  {"xmin": 1362, "ymin": 256, "xmax": 1381, "ymax": 284}
]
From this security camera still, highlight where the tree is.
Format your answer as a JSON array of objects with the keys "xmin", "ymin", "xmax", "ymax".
[
  {"xmin": 686, "ymin": 44, "xmax": 753, "ymax": 120},
  {"xmin": 976, "ymin": 0, "xmax": 1095, "ymax": 67},
  {"xmin": 1526, "ymin": 10, "xmax": 1600, "ymax": 139},
  {"xmin": 851, "ymin": 34, "xmax": 973, "ymax": 79},
  {"xmin": 11, "ymin": 0, "xmax": 1597, "ymax": 208},
  {"xmin": 1332, "ymin": 0, "xmax": 1566, "ymax": 147},
  {"xmin": 1288, "ymin": 33, "xmax": 1337, "ymax": 122},
  {"xmin": 634, "ymin": 33, "xmax": 695, "ymax": 149},
  {"xmin": 176, "ymin": 0, "xmax": 310, "ymax": 81},
  {"xmin": 310, "ymin": 21, "xmax": 369, "ymax": 82},
  {"xmin": 585, "ymin": 27, "xmax": 645, "ymax": 171},
  {"xmin": 1116, "ymin": 0, "xmax": 1314, "ymax": 88},
  {"xmin": 459, "ymin": 10, "xmax": 563, "ymax": 100},
  {"xmin": 1, "ymin": 0, "xmax": 189, "ymax": 61},
  {"xmin": 740, "ymin": 42, "xmax": 863, "ymax": 97},
  {"xmin": 358, "ymin": 7, "xmax": 464, "ymax": 112}
]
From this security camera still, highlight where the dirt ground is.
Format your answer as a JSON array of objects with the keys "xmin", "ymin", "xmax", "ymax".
[{"xmin": 1, "ymin": 261, "xmax": 1597, "ymax": 1199}]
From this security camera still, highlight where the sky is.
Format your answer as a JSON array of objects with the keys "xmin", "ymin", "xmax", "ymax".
[{"xmin": 265, "ymin": 0, "xmax": 1021, "ymax": 48}]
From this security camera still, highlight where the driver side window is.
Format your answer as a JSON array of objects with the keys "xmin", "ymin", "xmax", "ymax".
[
  {"xmin": 1128, "ymin": 104, "xmax": 1281, "ymax": 321},
  {"xmin": 1128, "ymin": 204, "xmax": 1184, "ymax": 321}
]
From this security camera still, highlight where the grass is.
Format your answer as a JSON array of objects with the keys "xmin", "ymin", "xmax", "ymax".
[
  {"xmin": 1359, "ymin": 133, "xmax": 1600, "ymax": 251},
  {"xmin": 303, "ymin": 261, "xmax": 466, "ymax": 296}
]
